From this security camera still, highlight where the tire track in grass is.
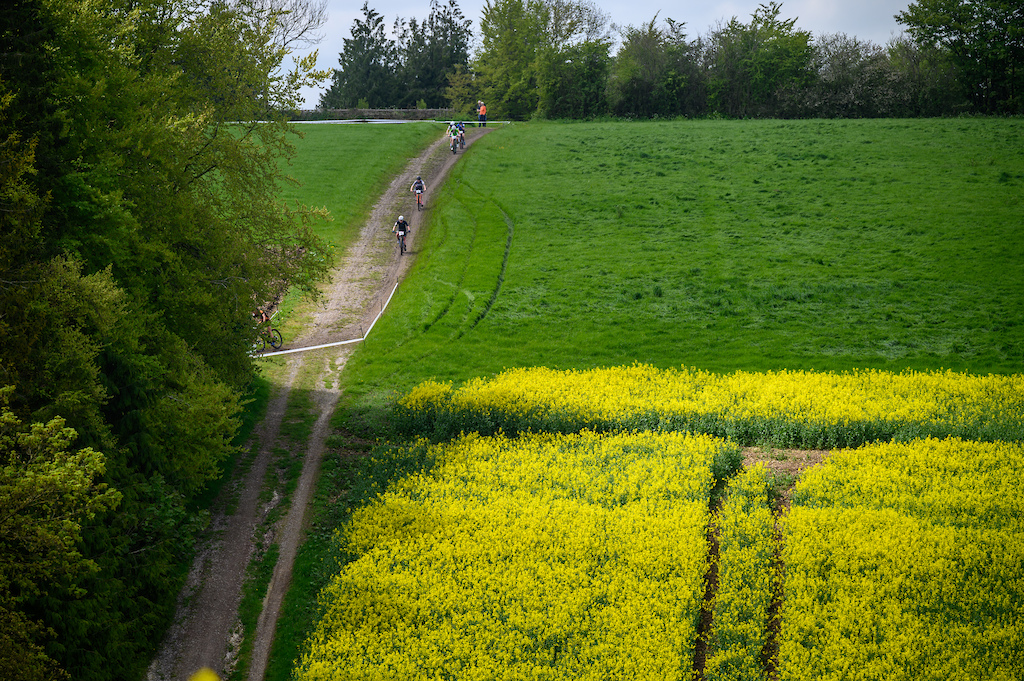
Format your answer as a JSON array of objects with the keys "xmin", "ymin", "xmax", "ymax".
[
  {"xmin": 467, "ymin": 202, "xmax": 514, "ymax": 332},
  {"xmin": 412, "ymin": 185, "xmax": 509, "ymax": 346},
  {"xmin": 422, "ymin": 188, "xmax": 477, "ymax": 333}
]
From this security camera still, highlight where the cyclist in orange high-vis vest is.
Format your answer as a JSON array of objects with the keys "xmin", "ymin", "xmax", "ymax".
[{"xmin": 477, "ymin": 101, "xmax": 487, "ymax": 127}]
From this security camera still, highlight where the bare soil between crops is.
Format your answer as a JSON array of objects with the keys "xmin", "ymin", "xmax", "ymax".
[{"xmin": 147, "ymin": 125, "xmax": 493, "ymax": 681}]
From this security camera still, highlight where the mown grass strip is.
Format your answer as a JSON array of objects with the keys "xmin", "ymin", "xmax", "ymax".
[{"xmin": 269, "ymin": 122, "xmax": 441, "ymax": 340}]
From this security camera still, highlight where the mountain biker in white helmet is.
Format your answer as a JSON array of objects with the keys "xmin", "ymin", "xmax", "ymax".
[
  {"xmin": 393, "ymin": 215, "xmax": 408, "ymax": 236},
  {"xmin": 393, "ymin": 215, "xmax": 410, "ymax": 253}
]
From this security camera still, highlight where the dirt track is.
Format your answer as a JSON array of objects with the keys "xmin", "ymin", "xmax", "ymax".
[{"xmin": 147, "ymin": 124, "xmax": 493, "ymax": 681}]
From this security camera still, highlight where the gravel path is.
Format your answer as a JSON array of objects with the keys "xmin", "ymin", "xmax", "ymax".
[{"xmin": 147, "ymin": 124, "xmax": 493, "ymax": 681}]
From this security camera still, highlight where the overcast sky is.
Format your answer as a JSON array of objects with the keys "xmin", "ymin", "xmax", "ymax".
[{"xmin": 290, "ymin": 0, "xmax": 914, "ymax": 108}]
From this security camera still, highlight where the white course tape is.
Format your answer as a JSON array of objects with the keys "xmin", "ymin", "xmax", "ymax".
[{"xmin": 260, "ymin": 282, "xmax": 400, "ymax": 358}]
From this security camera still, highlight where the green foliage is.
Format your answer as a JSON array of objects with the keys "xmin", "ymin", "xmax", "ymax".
[
  {"xmin": 0, "ymin": 387, "xmax": 121, "ymax": 680},
  {"xmin": 321, "ymin": 3, "xmax": 397, "ymax": 108},
  {"xmin": 321, "ymin": 0, "xmax": 473, "ymax": 109},
  {"xmin": 319, "ymin": 2, "xmax": 1014, "ymax": 119},
  {"xmin": 1, "ymin": 255, "xmax": 122, "ymax": 444},
  {"xmin": 778, "ymin": 33, "xmax": 967, "ymax": 118},
  {"xmin": 475, "ymin": 0, "xmax": 611, "ymax": 120},
  {"xmin": 136, "ymin": 353, "xmax": 242, "ymax": 497},
  {"xmin": 897, "ymin": 0, "xmax": 1024, "ymax": 114},
  {"xmin": 538, "ymin": 40, "xmax": 612, "ymax": 119},
  {"xmin": 396, "ymin": 0, "xmax": 474, "ymax": 109},
  {"xmin": 444, "ymin": 63, "xmax": 480, "ymax": 115},
  {"xmin": 607, "ymin": 17, "xmax": 705, "ymax": 118},
  {"xmin": 706, "ymin": 2, "xmax": 815, "ymax": 117},
  {"xmin": 0, "ymin": 0, "xmax": 332, "ymax": 676},
  {"xmin": 475, "ymin": 0, "xmax": 545, "ymax": 119}
]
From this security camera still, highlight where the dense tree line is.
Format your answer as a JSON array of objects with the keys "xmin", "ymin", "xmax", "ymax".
[
  {"xmin": 0, "ymin": 0, "xmax": 330, "ymax": 678},
  {"xmin": 324, "ymin": 0, "xmax": 1022, "ymax": 118},
  {"xmin": 320, "ymin": 0, "xmax": 473, "ymax": 108}
]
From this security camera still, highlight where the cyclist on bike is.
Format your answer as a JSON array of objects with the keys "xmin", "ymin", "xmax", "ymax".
[
  {"xmin": 410, "ymin": 176, "xmax": 426, "ymax": 210},
  {"xmin": 393, "ymin": 215, "xmax": 409, "ymax": 250}
]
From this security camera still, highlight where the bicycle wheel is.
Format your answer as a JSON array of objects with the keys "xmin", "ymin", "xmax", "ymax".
[
  {"xmin": 253, "ymin": 337, "xmax": 266, "ymax": 355},
  {"xmin": 269, "ymin": 328, "xmax": 283, "ymax": 349}
]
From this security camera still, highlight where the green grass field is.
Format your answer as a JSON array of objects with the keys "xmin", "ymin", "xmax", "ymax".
[
  {"xmin": 279, "ymin": 122, "xmax": 440, "ymax": 245},
  {"xmin": 337, "ymin": 118, "xmax": 1023, "ymax": 423},
  {"xmin": 265, "ymin": 118, "xmax": 1023, "ymax": 681},
  {"xmin": 268, "ymin": 122, "xmax": 440, "ymax": 338}
]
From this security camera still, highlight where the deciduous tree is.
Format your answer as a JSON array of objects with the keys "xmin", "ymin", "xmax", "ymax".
[
  {"xmin": 538, "ymin": 39, "xmax": 612, "ymax": 118},
  {"xmin": 608, "ymin": 16, "xmax": 704, "ymax": 117},
  {"xmin": 705, "ymin": 1, "xmax": 814, "ymax": 117},
  {"xmin": 0, "ymin": 387, "xmax": 121, "ymax": 681},
  {"xmin": 0, "ymin": 0, "xmax": 330, "ymax": 676},
  {"xmin": 897, "ymin": 0, "xmax": 1023, "ymax": 113},
  {"xmin": 475, "ymin": 0, "xmax": 609, "ymax": 119}
]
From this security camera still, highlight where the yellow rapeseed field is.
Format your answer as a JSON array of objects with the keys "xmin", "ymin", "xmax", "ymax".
[
  {"xmin": 705, "ymin": 464, "xmax": 775, "ymax": 681},
  {"xmin": 303, "ymin": 368, "xmax": 1023, "ymax": 679},
  {"xmin": 297, "ymin": 431, "xmax": 730, "ymax": 680},
  {"xmin": 782, "ymin": 438, "xmax": 1024, "ymax": 680},
  {"xmin": 398, "ymin": 365, "xmax": 1024, "ymax": 445}
]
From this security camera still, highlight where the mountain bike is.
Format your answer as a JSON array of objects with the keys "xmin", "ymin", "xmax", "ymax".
[
  {"xmin": 252, "ymin": 313, "xmax": 283, "ymax": 354},
  {"xmin": 396, "ymin": 230, "xmax": 407, "ymax": 255},
  {"xmin": 450, "ymin": 135, "xmax": 458, "ymax": 154},
  {"xmin": 415, "ymin": 189, "xmax": 423, "ymax": 210},
  {"xmin": 459, "ymin": 129, "xmax": 465, "ymax": 148}
]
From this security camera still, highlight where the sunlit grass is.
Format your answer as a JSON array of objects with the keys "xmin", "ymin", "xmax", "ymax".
[
  {"xmin": 339, "ymin": 118, "xmax": 1024, "ymax": 427},
  {"xmin": 270, "ymin": 122, "xmax": 441, "ymax": 343}
]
